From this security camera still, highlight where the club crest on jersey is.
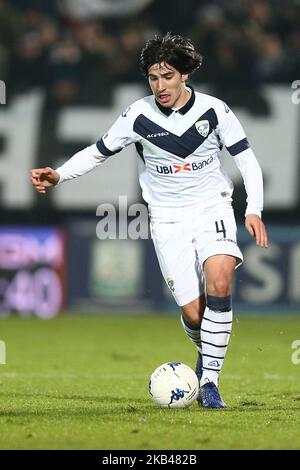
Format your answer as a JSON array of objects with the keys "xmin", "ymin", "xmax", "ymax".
[{"xmin": 195, "ymin": 120, "xmax": 210, "ymax": 137}]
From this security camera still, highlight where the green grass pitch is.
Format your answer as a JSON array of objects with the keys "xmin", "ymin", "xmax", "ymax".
[{"xmin": 0, "ymin": 313, "xmax": 300, "ymax": 450}]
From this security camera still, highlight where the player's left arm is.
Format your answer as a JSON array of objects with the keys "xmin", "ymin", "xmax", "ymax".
[
  {"xmin": 245, "ymin": 213, "xmax": 268, "ymax": 248},
  {"xmin": 233, "ymin": 148, "xmax": 268, "ymax": 248},
  {"xmin": 216, "ymin": 100, "xmax": 268, "ymax": 248}
]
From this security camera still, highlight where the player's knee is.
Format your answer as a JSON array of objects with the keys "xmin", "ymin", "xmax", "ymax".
[
  {"xmin": 181, "ymin": 307, "xmax": 201, "ymax": 328},
  {"xmin": 208, "ymin": 278, "xmax": 231, "ymax": 297},
  {"xmin": 181, "ymin": 296, "xmax": 205, "ymax": 327},
  {"xmin": 187, "ymin": 316, "xmax": 201, "ymax": 328}
]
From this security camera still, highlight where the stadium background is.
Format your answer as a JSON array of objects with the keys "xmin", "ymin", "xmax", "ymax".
[{"xmin": 0, "ymin": 0, "xmax": 299, "ymax": 318}]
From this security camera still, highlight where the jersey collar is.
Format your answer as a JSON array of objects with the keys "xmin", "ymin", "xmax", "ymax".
[{"xmin": 155, "ymin": 85, "xmax": 195, "ymax": 117}]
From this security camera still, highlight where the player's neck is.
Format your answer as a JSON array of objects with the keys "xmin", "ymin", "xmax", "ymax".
[{"xmin": 172, "ymin": 87, "xmax": 191, "ymax": 111}]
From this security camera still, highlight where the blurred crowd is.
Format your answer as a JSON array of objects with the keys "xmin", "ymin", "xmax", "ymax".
[{"xmin": 0, "ymin": 0, "xmax": 299, "ymax": 108}]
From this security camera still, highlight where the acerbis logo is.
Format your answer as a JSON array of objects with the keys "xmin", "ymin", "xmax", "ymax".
[
  {"xmin": 156, "ymin": 156, "xmax": 213, "ymax": 174},
  {"xmin": 216, "ymin": 238, "xmax": 236, "ymax": 244},
  {"xmin": 147, "ymin": 132, "xmax": 169, "ymax": 138}
]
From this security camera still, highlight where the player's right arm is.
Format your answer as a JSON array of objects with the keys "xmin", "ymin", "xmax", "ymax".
[
  {"xmin": 31, "ymin": 167, "xmax": 60, "ymax": 194},
  {"xmin": 31, "ymin": 106, "xmax": 138, "ymax": 194},
  {"xmin": 31, "ymin": 143, "xmax": 108, "ymax": 194}
]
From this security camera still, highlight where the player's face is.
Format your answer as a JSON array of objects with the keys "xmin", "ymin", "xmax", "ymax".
[{"xmin": 148, "ymin": 63, "xmax": 189, "ymax": 109}]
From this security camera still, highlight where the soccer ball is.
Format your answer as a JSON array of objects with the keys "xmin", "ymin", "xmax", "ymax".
[{"xmin": 149, "ymin": 361, "xmax": 199, "ymax": 408}]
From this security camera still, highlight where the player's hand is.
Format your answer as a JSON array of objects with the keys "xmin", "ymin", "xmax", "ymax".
[
  {"xmin": 245, "ymin": 214, "xmax": 268, "ymax": 248},
  {"xmin": 31, "ymin": 167, "xmax": 60, "ymax": 194}
]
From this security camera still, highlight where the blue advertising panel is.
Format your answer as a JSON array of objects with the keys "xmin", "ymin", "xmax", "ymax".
[
  {"xmin": 67, "ymin": 219, "xmax": 145, "ymax": 310},
  {"xmin": 233, "ymin": 225, "xmax": 300, "ymax": 311},
  {"xmin": 67, "ymin": 219, "xmax": 300, "ymax": 313},
  {"xmin": 161, "ymin": 225, "xmax": 300, "ymax": 312}
]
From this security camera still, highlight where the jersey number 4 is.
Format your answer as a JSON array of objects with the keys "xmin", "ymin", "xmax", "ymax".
[{"xmin": 215, "ymin": 220, "xmax": 226, "ymax": 238}]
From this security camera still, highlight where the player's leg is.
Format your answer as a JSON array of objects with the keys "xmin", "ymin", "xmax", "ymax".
[
  {"xmin": 181, "ymin": 294, "xmax": 206, "ymax": 381},
  {"xmin": 200, "ymin": 254, "xmax": 236, "ymax": 397},
  {"xmin": 197, "ymin": 255, "xmax": 237, "ymax": 408},
  {"xmin": 150, "ymin": 207, "xmax": 204, "ymax": 372},
  {"xmin": 194, "ymin": 201, "xmax": 243, "ymax": 408},
  {"xmin": 150, "ymin": 205, "xmax": 201, "ymax": 306}
]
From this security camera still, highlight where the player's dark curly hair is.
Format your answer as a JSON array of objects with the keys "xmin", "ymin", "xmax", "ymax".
[{"xmin": 140, "ymin": 33, "xmax": 203, "ymax": 77}]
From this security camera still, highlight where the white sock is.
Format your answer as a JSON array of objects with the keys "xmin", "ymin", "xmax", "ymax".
[
  {"xmin": 200, "ymin": 307, "xmax": 232, "ymax": 387},
  {"xmin": 180, "ymin": 315, "xmax": 201, "ymax": 353}
]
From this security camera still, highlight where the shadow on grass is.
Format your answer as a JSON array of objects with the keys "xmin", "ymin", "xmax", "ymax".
[
  {"xmin": 1, "ymin": 406, "xmax": 300, "ymax": 419},
  {"xmin": 0, "ymin": 391, "xmax": 146, "ymax": 403},
  {"xmin": 0, "ymin": 391, "xmax": 157, "ymax": 418},
  {"xmin": 1, "ymin": 393, "xmax": 299, "ymax": 419}
]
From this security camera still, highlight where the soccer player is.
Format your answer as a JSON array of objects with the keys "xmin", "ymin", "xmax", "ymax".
[{"xmin": 31, "ymin": 33, "xmax": 268, "ymax": 409}]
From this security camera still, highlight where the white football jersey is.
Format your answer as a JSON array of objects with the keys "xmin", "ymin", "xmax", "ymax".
[{"xmin": 57, "ymin": 86, "xmax": 263, "ymax": 215}]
